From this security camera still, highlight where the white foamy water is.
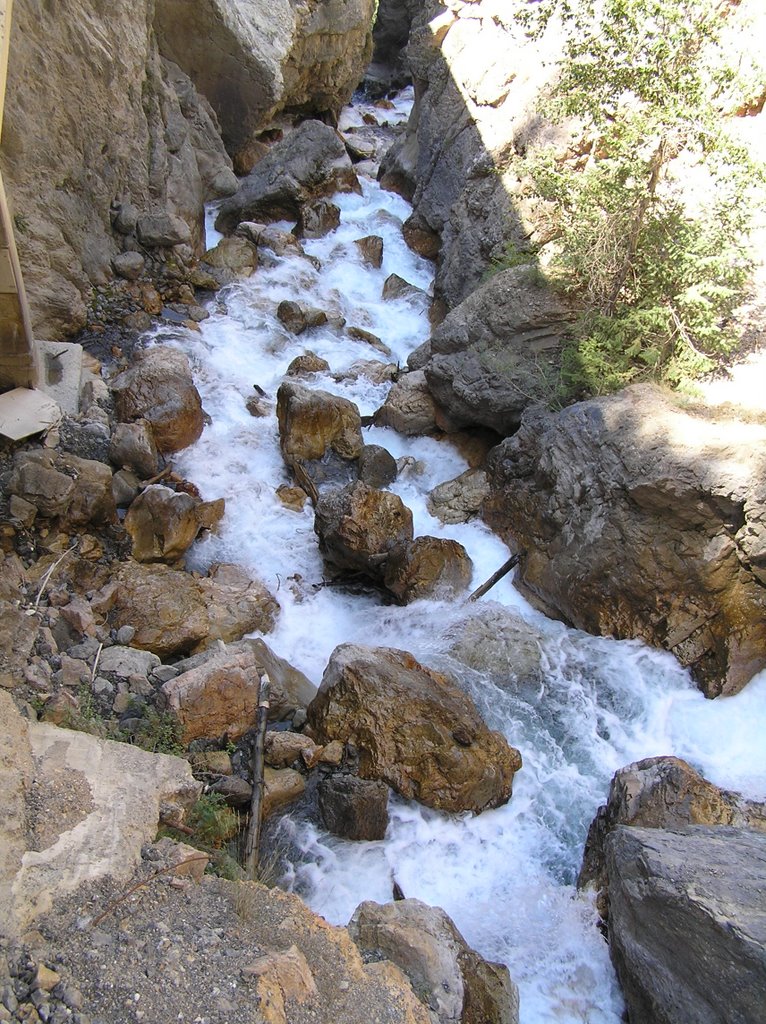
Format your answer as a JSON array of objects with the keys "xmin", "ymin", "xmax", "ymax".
[{"xmin": 149, "ymin": 108, "xmax": 766, "ymax": 1024}]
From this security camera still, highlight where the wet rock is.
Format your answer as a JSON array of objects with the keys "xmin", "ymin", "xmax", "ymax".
[
  {"xmin": 276, "ymin": 484, "xmax": 310, "ymax": 512},
  {"xmin": 163, "ymin": 637, "xmax": 315, "ymax": 743},
  {"xmin": 314, "ymin": 481, "xmax": 413, "ymax": 583},
  {"xmin": 111, "ymin": 346, "xmax": 204, "ymax": 455},
  {"xmin": 277, "ymin": 300, "xmax": 328, "ymax": 335},
  {"xmin": 349, "ymin": 898, "xmax": 520, "ymax": 1024},
  {"xmin": 318, "ymin": 775, "xmax": 389, "ymax": 841},
  {"xmin": 357, "ymin": 445, "xmax": 397, "ymax": 489},
  {"xmin": 347, "ymin": 325, "xmax": 391, "ymax": 355},
  {"xmin": 484, "ymin": 385, "xmax": 766, "ymax": 695},
  {"xmin": 294, "ymin": 199, "xmax": 341, "ymax": 239},
  {"xmin": 124, "ymin": 484, "xmax": 225, "ymax": 563},
  {"xmin": 605, "ymin": 826, "xmax": 766, "ymax": 1024},
  {"xmin": 263, "ymin": 767, "xmax": 306, "ymax": 818},
  {"xmin": 201, "ymin": 237, "xmax": 258, "ymax": 276},
  {"xmin": 277, "ymin": 382, "xmax": 363, "ymax": 468},
  {"xmin": 111, "ymin": 251, "xmax": 145, "ymax": 281},
  {"xmin": 336, "ymin": 360, "xmax": 398, "ymax": 385},
  {"xmin": 423, "ymin": 267, "xmax": 575, "ymax": 435},
  {"xmin": 215, "ymin": 121, "xmax": 361, "ymax": 233},
  {"xmin": 374, "ymin": 370, "xmax": 438, "ymax": 436},
  {"xmin": 579, "ymin": 756, "xmax": 766, "ymax": 910},
  {"xmin": 236, "ymin": 221, "xmax": 306, "ymax": 259},
  {"xmin": 354, "ymin": 234, "xmax": 384, "ymax": 268},
  {"xmin": 307, "ymin": 644, "xmax": 521, "ymax": 813},
  {"xmin": 136, "ymin": 214, "xmax": 192, "ymax": 248},
  {"xmin": 427, "ymin": 470, "xmax": 489, "ymax": 526},
  {"xmin": 445, "ymin": 608, "xmax": 546, "ymax": 692},
  {"xmin": 384, "ymin": 537, "xmax": 473, "ymax": 604},
  {"xmin": 109, "ymin": 420, "xmax": 160, "ymax": 479},
  {"xmin": 286, "ymin": 351, "xmax": 331, "ymax": 377},
  {"xmin": 382, "ymin": 273, "xmax": 425, "ymax": 303},
  {"xmin": 402, "ymin": 219, "xmax": 440, "ymax": 261}
]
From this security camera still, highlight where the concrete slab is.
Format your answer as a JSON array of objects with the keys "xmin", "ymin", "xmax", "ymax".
[
  {"xmin": 0, "ymin": 386, "xmax": 60, "ymax": 440},
  {"xmin": 37, "ymin": 339, "xmax": 84, "ymax": 415}
]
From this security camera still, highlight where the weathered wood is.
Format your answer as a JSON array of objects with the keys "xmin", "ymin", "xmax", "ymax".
[
  {"xmin": 244, "ymin": 674, "xmax": 270, "ymax": 879},
  {"xmin": 292, "ymin": 459, "xmax": 319, "ymax": 507},
  {"xmin": 467, "ymin": 553, "xmax": 520, "ymax": 602}
]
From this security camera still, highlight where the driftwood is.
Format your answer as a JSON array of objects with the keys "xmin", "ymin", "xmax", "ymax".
[
  {"xmin": 292, "ymin": 459, "xmax": 319, "ymax": 507},
  {"xmin": 244, "ymin": 674, "xmax": 271, "ymax": 879},
  {"xmin": 468, "ymin": 553, "xmax": 520, "ymax": 602}
]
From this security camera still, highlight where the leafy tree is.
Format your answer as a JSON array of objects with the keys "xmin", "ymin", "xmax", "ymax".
[{"xmin": 518, "ymin": 0, "xmax": 763, "ymax": 396}]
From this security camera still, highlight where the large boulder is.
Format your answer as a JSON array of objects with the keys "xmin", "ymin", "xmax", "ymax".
[
  {"xmin": 111, "ymin": 346, "xmax": 204, "ymax": 454},
  {"xmin": 277, "ymin": 382, "xmax": 363, "ymax": 474},
  {"xmin": 2, "ymin": 1, "xmax": 235, "ymax": 338},
  {"xmin": 349, "ymin": 898, "xmax": 519, "ymax": 1024},
  {"xmin": 422, "ymin": 267, "xmax": 574, "ymax": 434},
  {"xmin": 215, "ymin": 121, "xmax": 361, "ymax": 234},
  {"xmin": 384, "ymin": 537, "xmax": 473, "ymax": 604},
  {"xmin": 484, "ymin": 385, "xmax": 766, "ymax": 696},
  {"xmin": 428, "ymin": 470, "xmax": 489, "ymax": 525},
  {"xmin": 162, "ymin": 638, "xmax": 315, "ymax": 743},
  {"xmin": 0, "ymin": 690, "xmax": 200, "ymax": 936},
  {"xmin": 579, "ymin": 756, "xmax": 766, "ymax": 913},
  {"xmin": 314, "ymin": 481, "xmax": 414, "ymax": 582},
  {"xmin": 124, "ymin": 484, "xmax": 225, "ymax": 563},
  {"xmin": 605, "ymin": 825, "xmax": 766, "ymax": 1024},
  {"xmin": 8, "ymin": 450, "xmax": 116, "ymax": 527},
  {"xmin": 155, "ymin": 0, "xmax": 376, "ymax": 165},
  {"xmin": 106, "ymin": 560, "xmax": 278, "ymax": 658},
  {"xmin": 307, "ymin": 644, "xmax": 521, "ymax": 813},
  {"xmin": 373, "ymin": 370, "xmax": 439, "ymax": 436}
]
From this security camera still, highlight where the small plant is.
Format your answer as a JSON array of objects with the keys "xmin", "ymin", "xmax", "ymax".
[
  {"xmin": 186, "ymin": 793, "xmax": 240, "ymax": 850},
  {"xmin": 124, "ymin": 705, "xmax": 185, "ymax": 756}
]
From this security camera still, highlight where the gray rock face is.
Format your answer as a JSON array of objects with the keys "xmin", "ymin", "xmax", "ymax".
[
  {"xmin": 349, "ymin": 898, "xmax": 520, "ymax": 1024},
  {"xmin": 428, "ymin": 469, "xmax": 489, "ymax": 525},
  {"xmin": 579, "ymin": 757, "xmax": 766, "ymax": 911},
  {"xmin": 318, "ymin": 774, "xmax": 390, "ymax": 841},
  {"xmin": 155, "ymin": 0, "xmax": 376, "ymax": 161},
  {"xmin": 8, "ymin": 450, "xmax": 115, "ymax": 527},
  {"xmin": 484, "ymin": 384, "xmax": 766, "ymax": 696},
  {"xmin": 2, "ymin": 0, "xmax": 235, "ymax": 338},
  {"xmin": 422, "ymin": 266, "xmax": 574, "ymax": 434},
  {"xmin": 605, "ymin": 826, "xmax": 766, "ymax": 1024},
  {"xmin": 215, "ymin": 121, "xmax": 361, "ymax": 234}
]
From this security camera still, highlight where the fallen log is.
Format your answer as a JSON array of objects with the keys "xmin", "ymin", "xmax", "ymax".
[{"xmin": 468, "ymin": 553, "xmax": 520, "ymax": 602}]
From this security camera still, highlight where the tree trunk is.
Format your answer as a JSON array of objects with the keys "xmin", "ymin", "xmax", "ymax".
[{"xmin": 244, "ymin": 674, "xmax": 270, "ymax": 880}]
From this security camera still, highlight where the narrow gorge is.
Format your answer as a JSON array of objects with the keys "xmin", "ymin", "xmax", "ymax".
[{"xmin": 1, "ymin": 3, "xmax": 765, "ymax": 1024}]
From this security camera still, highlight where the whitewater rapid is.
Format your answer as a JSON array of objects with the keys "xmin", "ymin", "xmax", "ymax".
[{"xmin": 146, "ymin": 93, "xmax": 766, "ymax": 1024}]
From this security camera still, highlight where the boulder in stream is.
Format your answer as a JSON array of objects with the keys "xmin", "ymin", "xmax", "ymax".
[
  {"xmin": 294, "ymin": 199, "xmax": 341, "ymax": 238},
  {"xmin": 314, "ymin": 481, "xmax": 414, "ymax": 583},
  {"xmin": 318, "ymin": 774, "xmax": 390, "ymax": 841},
  {"xmin": 277, "ymin": 382, "xmax": 363, "ymax": 488},
  {"xmin": 124, "ymin": 485, "xmax": 225, "ymax": 563},
  {"xmin": 428, "ymin": 469, "xmax": 489, "ymax": 525},
  {"xmin": 484, "ymin": 384, "xmax": 766, "ymax": 696},
  {"xmin": 373, "ymin": 370, "xmax": 439, "ymax": 436},
  {"xmin": 384, "ymin": 537, "xmax": 473, "ymax": 604},
  {"xmin": 111, "ymin": 346, "xmax": 204, "ymax": 455},
  {"xmin": 307, "ymin": 643, "xmax": 521, "ymax": 813}
]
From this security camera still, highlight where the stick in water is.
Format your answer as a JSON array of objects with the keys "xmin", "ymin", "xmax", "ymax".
[
  {"xmin": 244, "ymin": 674, "xmax": 271, "ymax": 879},
  {"xmin": 468, "ymin": 553, "xmax": 520, "ymax": 602}
]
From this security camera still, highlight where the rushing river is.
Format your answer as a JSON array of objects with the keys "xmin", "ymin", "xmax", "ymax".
[{"xmin": 151, "ymin": 91, "xmax": 766, "ymax": 1023}]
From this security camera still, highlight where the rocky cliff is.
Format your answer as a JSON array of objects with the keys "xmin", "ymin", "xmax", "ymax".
[{"xmin": 1, "ymin": 0, "xmax": 375, "ymax": 340}]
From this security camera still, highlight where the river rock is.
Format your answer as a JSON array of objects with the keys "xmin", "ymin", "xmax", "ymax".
[
  {"xmin": 277, "ymin": 382, "xmax": 363, "ymax": 469},
  {"xmin": 384, "ymin": 537, "xmax": 473, "ymax": 604},
  {"xmin": 605, "ymin": 825, "xmax": 766, "ymax": 1024},
  {"xmin": 336, "ymin": 360, "xmax": 399, "ymax": 385},
  {"xmin": 422, "ymin": 267, "xmax": 574, "ymax": 434},
  {"xmin": 579, "ymin": 756, "xmax": 766, "ymax": 909},
  {"xmin": 427, "ymin": 470, "xmax": 489, "ymax": 525},
  {"xmin": 215, "ymin": 121, "xmax": 361, "ymax": 234},
  {"xmin": 263, "ymin": 767, "xmax": 306, "ymax": 818},
  {"xmin": 357, "ymin": 445, "xmax": 398, "ymax": 488},
  {"xmin": 354, "ymin": 234, "xmax": 384, "ymax": 268},
  {"xmin": 198, "ymin": 563, "xmax": 279, "ymax": 645},
  {"xmin": 349, "ymin": 898, "xmax": 520, "ymax": 1024},
  {"xmin": 109, "ymin": 420, "xmax": 160, "ymax": 479},
  {"xmin": 111, "ymin": 346, "xmax": 204, "ymax": 454},
  {"xmin": 318, "ymin": 775, "xmax": 389, "ymax": 841},
  {"xmin": 124, "ymin": 485, "xmax": 225, "ymax": 563},
  {"xmin": 155, "ymin": 0, "xmax": 376, "ymax": 165},
  {"xmin": 294, "ymin": 199, "xmax": 341, "ymax": 239},
  {"xmin": 307, "ymin": 644, "xmax": 521, "ymax": 813},
  {"xmin": 265, "ymin": 731, "xmax": 320, "ymax": 769},
  {"xmin": 373, "ymin": 370, "xmax": 439, "ymax": 436},
  {"xmin": 164, "ymin": 637, "xmax": 316, "ymax": 742},
  {"xmin": 382, "ymin": 274, "xmax": 425, "ymax": 303},
  {"xmin": 484, "ymin": 384, "xmax": 766, "ymax": 696},
  {"xmin": 8, "ymin": 450, "xmax": 115, "ymax": 527},
  {"xmin": 201, "ymin": 237, "xmax": 258, "ymax": 276},
  {"xmin": 347, "ymin": 326, "xmax": 391, "ymax": 355},
  {"xmin": 286, "ymin": 351, "xmax": 331, "ymax": 377},
  {"xmin": 237, "ymin": 222, "xmax": 306, "ymax": 258},
  {"xmin": 277, "ymin": 301, "xmax": 329, "ymax": 335},
  {"xmin": 314, "ymin": 482, "xmax": 414, "ymax": 583},
  {"xmin": 445, "ymin": 608, "xmax": 546, "ymax": 692}
]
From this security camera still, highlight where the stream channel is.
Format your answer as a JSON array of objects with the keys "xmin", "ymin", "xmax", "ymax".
[{"xmin": 146, "ymin": 91, "xmax": 766, "ymax": 1023}]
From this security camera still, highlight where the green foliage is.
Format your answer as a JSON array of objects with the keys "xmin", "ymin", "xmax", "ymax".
[
  {"xmin": 186, "ymin": 793, "xmax": 240, "ymax": 850},
  {"xmin": 124, "ymin": 705, "xmax": 185, "ymax": 756},
  {"xmin": 520, "ymin": 0, "xmax": 763, "ymax": 398}
]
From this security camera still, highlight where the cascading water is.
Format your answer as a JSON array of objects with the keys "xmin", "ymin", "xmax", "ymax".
[{"xmin": 147, "ymin": 91, "xmax": 766, "ymax": 1023}]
